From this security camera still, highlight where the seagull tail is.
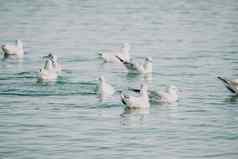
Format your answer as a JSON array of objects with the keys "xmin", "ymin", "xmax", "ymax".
[
  {"xmin": 217, "ymin": 76, "xmax": 237, "ymax": 94},
  {"xmin": 217, "ymin": 76, "xmax": 229, "ymax": 85},
  {"xmin": 115, "ymin": 55, "xmax": 125, "ymax": 63},
  {"xmin": 115, "ymin": 55, "xmax": 131, "ymax": 66},
  {"xmin": 128, "ymin": 87, "xmax": 141, "ymax": 93},
  {"xmin": 1, "ymin": 46, "xmax": 8, "ymax": 58},
  {"xmin": 1, "ymin": 45, "xmax": 7, "ymax": 54}
]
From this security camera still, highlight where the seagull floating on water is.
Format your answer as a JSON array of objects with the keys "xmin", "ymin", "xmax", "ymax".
[
  {"xmin": 153, "ymin": 85, "xmax": 178, "ymax": 104},
  {"xmin": 130, "ymin": 85, "xmax": 178, "ymax": 104},
  {"xmin": 120, "ymin": 83, "xmax": 150, "ymax": 109},
  {"xmin": 98, "ymin": 43, "xmax": 130, "ymax": 63},
  {"xmin": 116, "ymin": 56, "xmax": 152, "ymax": 74},
  {"xmin": 96, "ymin": 76, "xmax": 115, "ymax": 100},
  {"xmin": 43, "ymin": 53, "xmax": 62, "ymax": 73},
  {"xmin": 1, "ymin": 40, "xmax": 24, "ymax": 58},
  {"xmin": 38, "ymin": 56, "xmax": 58, "ymax": 81},
  {"xmin": 217, "ymin": 76, "xmax": 238, "ymax": 94}
]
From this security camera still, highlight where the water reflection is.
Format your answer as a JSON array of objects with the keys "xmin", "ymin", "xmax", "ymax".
[
  {"xmin": 224, "ymin": 95, "xmax": 238, "ymax": 103},
  {"xmin": 1, "ymin": 56, "xmax": 23, "ymax": 67},
  {"xmin": 36, "ymin": 79, "xmax": 57, "ymax": 86},
  {"xmin": 126, "ymin": 72, "xmax": 152, "ymax": 81},
  {"xmin": 120, "ymin": 107, "xmax": 149, "ymax": 126}
]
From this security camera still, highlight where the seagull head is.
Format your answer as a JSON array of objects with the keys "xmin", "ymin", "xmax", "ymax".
[
  {"xmin": 43, "ymin": 53, "xmax": 57, "ymax": 64},
  {"xmin": 121, "ymin": 93, "xmax": 130, "ymax": 105},
  {"xmin": 140, "ymin": 83, "xmax": 149, "ymax": 93},
  {"xmin": 43, "ymin": 53, "xmax": 51, "ymax": 59},
  {"xmin": 48, "ymin": 53, "xmax": 57, "ymax": 61},
  {"xmin": 145, "ymin": 57, "xmax": 152, "ymax": 63},
  {"xmin": 98, "ymin": 76, "xmax": 105, "ymax": 82},
  {"xmin": 16, "ymin": 40, "xmax": 23, "ymax": 48},
  {"xmin": 121, "ymin": 43, "xmax": 130, "ymax": 52},
  {"xmin": 16, "ymin": 40, "xmax": 21, "ymax": 44},
  {"xmin": 168, "ymin": 85, "xmax": 178, "ymax": 94},
  {"xmin": 122, "ymin": 43, "xmax": 130, "ymax": 48}
]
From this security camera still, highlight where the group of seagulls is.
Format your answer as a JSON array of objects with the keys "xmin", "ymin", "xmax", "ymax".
[
  {"xmin": 96, "ymin": 42, "xmax": 178, "ymax": 109},
  {"xmin": 1, "ymin": 40, "xmax": 236, "ymax": 110},
  {"xmin": 98, "ymin": 43, "xmax": 130, "ymax": 63},
  {"xmin": 1, "ymin": 40, "xmax": 61, "ymax": 82}
]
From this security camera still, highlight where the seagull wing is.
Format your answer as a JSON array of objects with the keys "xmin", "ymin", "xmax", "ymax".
[
  {"xmin": 115, "ymin": 55, "xmax": 139, "ymax": 71},
  {"xmin": 2, "ymin": 44, "xmax": 19, "ymax": 55},
  {"xmin": 217, "ymin": 76, "xmax": 238, "ymax": 94}
]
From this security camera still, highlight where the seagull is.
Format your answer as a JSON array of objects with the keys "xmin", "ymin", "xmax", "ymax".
[
  {"xmin": 38, "ymin": 57, "xmax": 58, "ymax": 82},
  {"xmin": 96, "ymin": 76, "xmax": 115, "ymax": 100},
  {"xmin": 98, "ymin": 43, "xmax": 130, "ymax": 63},
  {"xmin": 154, "ymin": 85, "xmax": 178, "ymax": 104},
  {"xmin": 217, "ymin": 76, "xmax": 238, "ymax": 94},
  {"xmin": 120, "ymin": 83, "xmax": 150, "ymax": 109},
  {"xmin": 130, "ymin": 85, "xmax": 178, "ymax": 104},
  {"xmin": 116, "ymin": 56, "xmax": 152, "ymax": 74},
  {"xmin": 43, "ymin": 53, "xmax": 62, "ymax": 73},
  {"xmin": 1, "ymin": 40, "xmax": 24, "ymax": 58}
]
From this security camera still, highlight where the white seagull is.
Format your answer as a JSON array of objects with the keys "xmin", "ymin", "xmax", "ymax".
[
  {"xmin": 154, "ymin": 85, "xmax": 178, "ymax": 104},
  {"xmin": 43, "ymin": 53, "xmax": 62, "ymax": 73},
  {"xmin": 116, "ymin": 56, "xmax": 152, "ymax": 74},
  {"xmin": 130, "ymin": 85, "xmax": 178, "ymax": 104},
  {"xmin": 120, "ymin": 83, "xmax": 150, "ymax": 109},
  {"xmin": 217, "ymin": 76, "xmax": 238, "ymax": 94},
  {"xmin": 96, "ymin": 76, "xmax": 115, "ymax": 100},
  {"xmin": 38, "ymin": 57, "xmax": 58, "ymax": 81},
  {"xmin": 98, "ymin": 43, "xmax": 130, "ymax": 63},
  {"xmin": 1, "ymin": 40, "xmax": 24, "ymax": 58}
]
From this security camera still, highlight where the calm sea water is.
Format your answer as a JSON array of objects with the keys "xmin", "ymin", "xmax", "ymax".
[{"xmin": 0, "ymin": 0, "xmax": 238, "ymax": 158}]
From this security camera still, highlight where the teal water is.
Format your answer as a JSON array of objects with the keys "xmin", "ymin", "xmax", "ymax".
[{"xmin": 1, "ymin": 0, "xmax": 238, "ymax": 158}]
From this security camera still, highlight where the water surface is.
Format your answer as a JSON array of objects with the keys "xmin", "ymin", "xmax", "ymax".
[{"xmin": 0, "ymin": 0, "xmax": 238, "ymax": 158}]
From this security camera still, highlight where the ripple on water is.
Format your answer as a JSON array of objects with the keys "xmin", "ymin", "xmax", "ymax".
[{"xmin": 1, "ymin": 0, "xmax": 238, "ymax": 158}]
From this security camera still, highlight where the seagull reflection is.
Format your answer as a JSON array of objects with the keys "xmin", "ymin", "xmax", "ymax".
[
  {"xmin": 120, "ymin": 107, "xmax": 149, "ymax": 127},
  {"xmin": 225, "ymin": 95, "xmax": 238, "ymax": 103}
]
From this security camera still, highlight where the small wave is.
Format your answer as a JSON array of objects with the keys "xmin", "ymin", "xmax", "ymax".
[{"xmin": 0, "ymin": 91, "xmax": 96, "ymax": 97}]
